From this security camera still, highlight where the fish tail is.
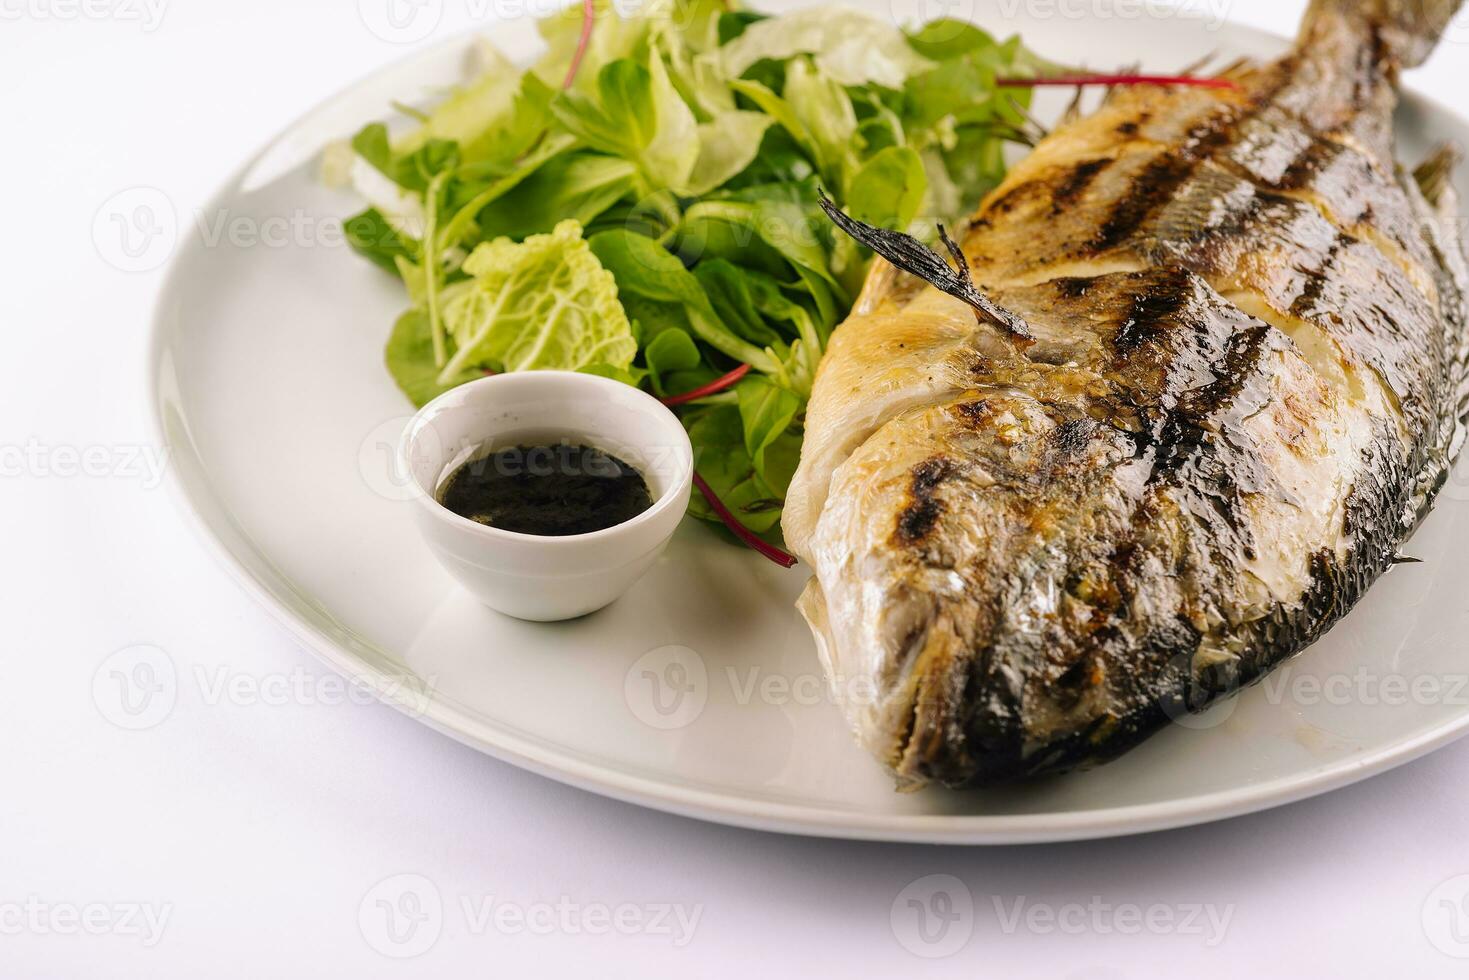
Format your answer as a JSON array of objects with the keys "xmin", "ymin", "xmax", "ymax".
[{"xmin": 1299, "ymin": 0, "xmax": 1466, "ymax": 68}]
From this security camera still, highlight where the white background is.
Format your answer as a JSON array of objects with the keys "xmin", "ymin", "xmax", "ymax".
[{"xmin": 5, "ymin": 0, "xmax": 1469, "ymax": 975}]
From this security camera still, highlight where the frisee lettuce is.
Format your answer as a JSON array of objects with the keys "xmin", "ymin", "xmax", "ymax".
[{"xmin": 329, "ymin": 0, "xmax": 1050, "ymax": 552}]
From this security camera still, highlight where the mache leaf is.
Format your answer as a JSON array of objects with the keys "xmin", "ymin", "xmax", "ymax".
[
  {"xmin": 588, "ymin": 229, "xmax": 775, "ymax": 370},
  {"xmin": 736, "ymin": 375, "xmax": 801, "ymax": 485},
  {"xmin": 472, "ymin": 153, "xmax": 638, "ymax": 240},
  {"xmin": 385, "ymin": 309, "xmax": 481, "ymax": 407},
  {"xmin": 847, "ymin": 145, "xmax": 928, "ymax": 230}
]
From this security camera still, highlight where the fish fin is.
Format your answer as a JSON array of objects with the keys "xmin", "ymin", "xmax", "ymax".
[
  {"xmin": 1210, "ymin": 55, "xmax": 1256, "ymax": 82},
  {"xmin": 1173, "ymin": 52, "xmax": 1216, "ymax": 76},
  {"xmin": 1414, "ymin": 142, "xmax": 1462, "ymax": 208},
  {"xmin": 1300, "ymin": 0, "xmax": 1466, "ymax": 68},
  {"xmin": 1401, "ymin": 143, "xmax": 1469, "ymax": 530},
  {"xmin": 1058, "ymin": 84, "xmax": 1086, "ymax": 127},
  {"xmin": 852, "ymin": 258, "xmax": 903, "ymax": 316},
  {"xmin": 1100, "ymin": 62, "xmax": 1140, "ymax": 106}
]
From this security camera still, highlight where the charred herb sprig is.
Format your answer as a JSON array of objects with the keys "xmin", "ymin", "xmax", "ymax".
[{"xmin": 818, "ymin": 192, "xmax": 1033, "ymax": 343}]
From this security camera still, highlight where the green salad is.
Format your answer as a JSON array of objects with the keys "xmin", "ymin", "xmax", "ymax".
[{"xmin": 326, "ymin": 0, "xmax": 1051, "ymax": 556}]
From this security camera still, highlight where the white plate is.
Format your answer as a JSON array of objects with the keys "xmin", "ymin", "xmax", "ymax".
[{"xmin": 148, "ymin": 0, "xmax": 1469, "ymax": 843}]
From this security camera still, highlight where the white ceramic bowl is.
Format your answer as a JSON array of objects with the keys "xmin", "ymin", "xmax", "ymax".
[{"xmin": 399, "ymin": 371, "xmax": 693, "ymax": 621}]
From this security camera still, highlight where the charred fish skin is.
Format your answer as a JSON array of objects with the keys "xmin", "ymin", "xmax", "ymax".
[{"xmin": 785, "ymin": 0, "xmax": 1469, "ymax": 788}]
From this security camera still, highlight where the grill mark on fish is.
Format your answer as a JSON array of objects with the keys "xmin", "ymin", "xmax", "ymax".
[
  {"xmin": 1208, "ymin": 129, "xmax": 1436, "ymax": 299},
  {"xmin": 1355, "ymin": 22, "xmax": 1392, "ymax": 109},
  {"xmin": 1278, "ymin": 138, "xmax": 1343, "ymax": 190},
  {"xmin": 1089, "ymin": 154, "xmax": 1200, "ymax": 254},
  {"xmin": 1112, "ymin": 277, "xmax": 1194, "ymax": 357},
  {"xmin": 1053, "ymin": 277, "xmax": 1094, "ymax": 299},
  {"xmin": 1072, "ymin": 69, "xmax": 1297, "ymax": 258},
  {"xmin": 1050, "ymin": 158, "xmax": 1111, "ymax": 214},
  {"xmin": 895, "ymin": 457, "xmax": 955, "ymax": 543},
  {"xmin": 1224, "ymin": 176, "xmax": 1432, "ymax": 298},
  {"xmin": 1062, "ymin": 276, "xmax": 1288, "ymax": 660},
  {"xmin": 1289, "ymin": 238, "xmax": 1345, "ymax": 320},
  {"xmin": 971, "ymin": 63, "xmax": 1425, "ymax": 307},
  {"xmin": 1103, "ymin": 159, "xmax": 1434, "ymax": 450}
]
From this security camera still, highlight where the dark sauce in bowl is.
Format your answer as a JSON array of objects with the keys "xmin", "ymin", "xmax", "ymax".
[{"xmin": 436, "ymin": 443, "xmax": 654, "ymax": 536}]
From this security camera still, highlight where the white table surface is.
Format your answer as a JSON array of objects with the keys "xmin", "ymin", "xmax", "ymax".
[{"xmin": 6, "ymin": 0, "xmax": 1469, "ymax": 975}]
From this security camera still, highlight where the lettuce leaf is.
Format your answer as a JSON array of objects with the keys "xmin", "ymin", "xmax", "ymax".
[
  {"xmin": 551, "ymin": 56, "xmax": 700, "ymax": 193},
  {"xmin": 719, "ymin": 6, "xmax": 932, "ymax": 87},
  {"xmin": 394, "ymin": 43, "xmax": 524, "ymax": 164},
  {"xmin": 345, "ymin": 208, "xmax": 414, "ymax": 274},
  {"xmin": 686, "ymin": 110, "xmax": 773, "ymax": 195},
  {"xmin": 436, "ymin": 220, "xmax": 636, "ymax": 381},
  {"xmin": 533, "ymin": 0, "xmax": 649, "ymax": 93},
  {"xmin": 643, "ymin": 328, "xmax": 704, "ymax": 396},
  {"xmin": 736, "ymin": 375, "xmax": 801, "ymax": 484}
]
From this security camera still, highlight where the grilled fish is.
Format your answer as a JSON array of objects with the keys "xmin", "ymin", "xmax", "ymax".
[{"xmin": 784, "ymin": 0, "xmax": 1469, "ymax": 788}]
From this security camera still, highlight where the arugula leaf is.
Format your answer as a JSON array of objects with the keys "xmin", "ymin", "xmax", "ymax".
[
  {"xmin": 724, "ymin": 126, "xmax": 814, "ymax": 188},
  {"xmin": 674, "ymin": 196, "xmax": 845, "ymax": 298},
  {"xmin": 742, "ymin": 269, "xmax": 825, "ymax": 368},
  {"xmin": 693, "ymin": 261, "xmax": 786, "ymax": 348},
  {"xmin": 904, "ymin": 19, "xmax": 998, "ymax": 60},
  {"xmin": 902, "ymin": 31, "xmax": 1038, "ymax": 139},
  {"xmin": 850, "ymin": 85, "xmax": 907, "ymax": 156},
  {"xmin": 942, "ymin": 123, "xmax": 1010, "ymax": 207},
  {"xmin": 620, "ymin": 294, "xmax": 698, "ymax": 344},
  {"xmin": 437, "ymin": 220, "xmax": 636, "ymax": 380},
  {"xmin": 728, "ymin": 67, "xmax": 858, "ymax": 195},
  {"xmin": 435, "ymin": 133, "xmax": 577, "ymax": 250}
]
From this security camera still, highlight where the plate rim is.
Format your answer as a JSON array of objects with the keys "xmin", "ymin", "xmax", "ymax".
[{"xmin": 146, "ymin": 10, "xmax": 1469, "ymax": 844}]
